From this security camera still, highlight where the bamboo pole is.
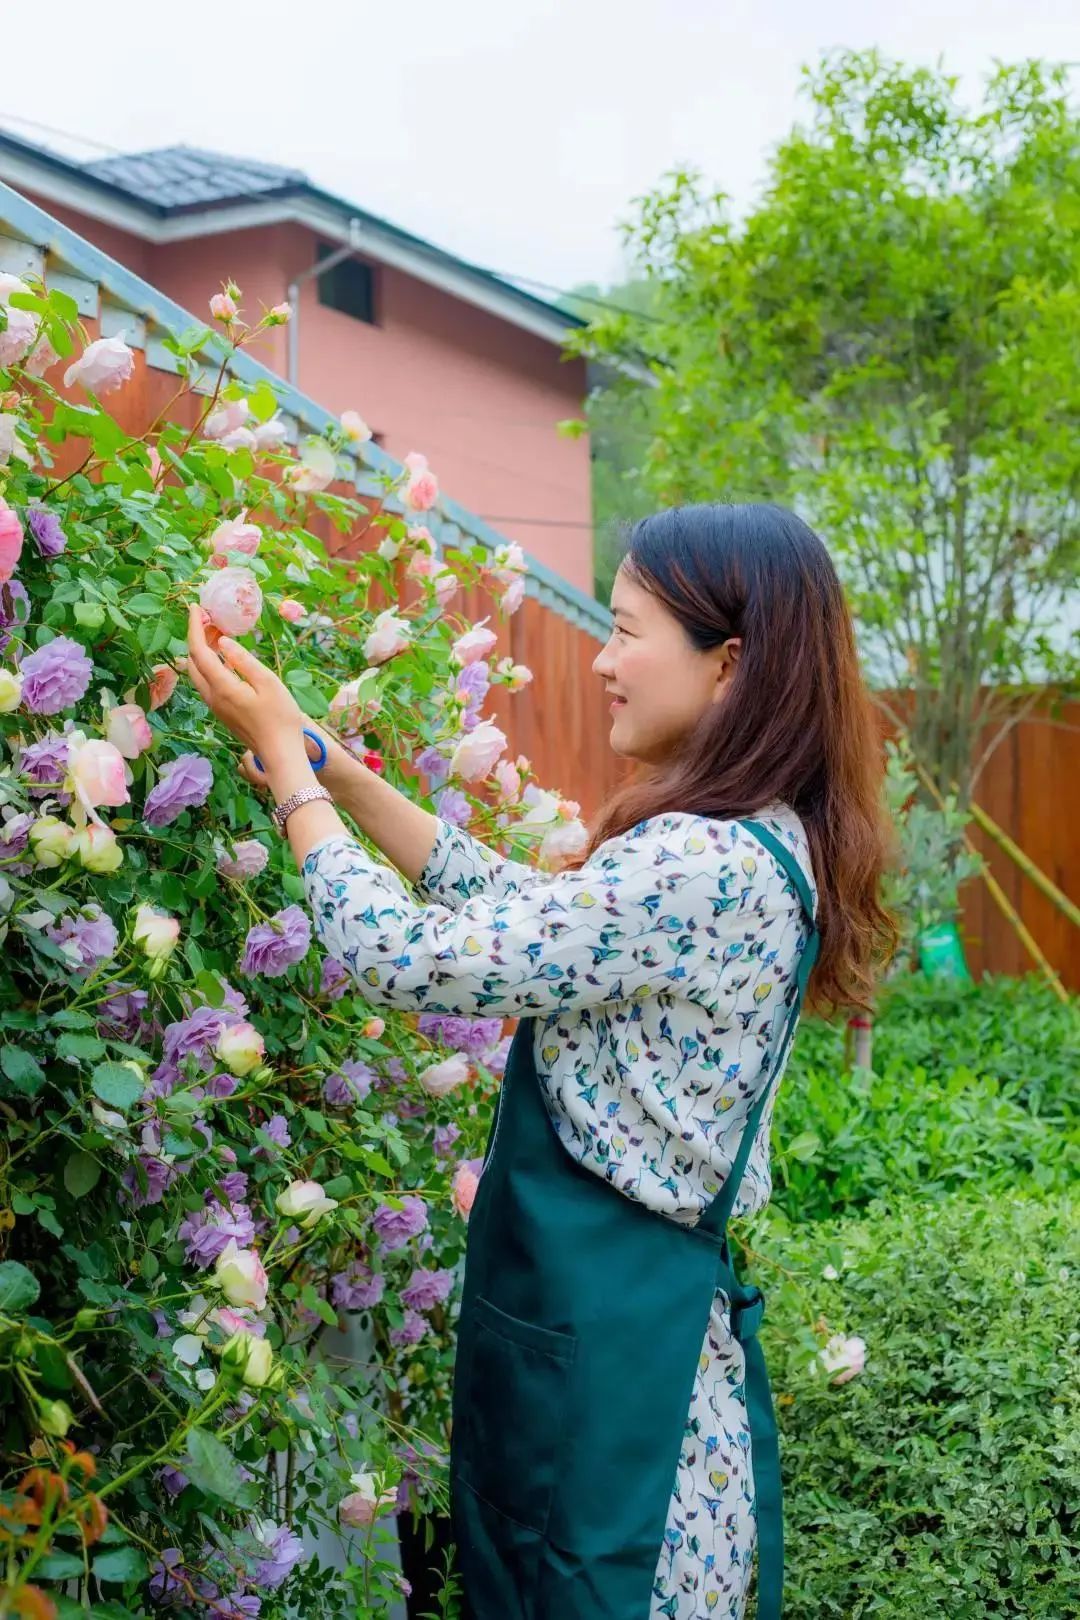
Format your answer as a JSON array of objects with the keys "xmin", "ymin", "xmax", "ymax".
[
  {"xmin": 960, "ymin": 793, "xmax": 1080, "ymax": 933},
  {"xmin": 911, "ymin": 755, "xmax": 1071, "ymax": 1005}
]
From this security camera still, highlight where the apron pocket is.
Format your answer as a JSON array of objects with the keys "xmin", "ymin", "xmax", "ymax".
[{"xmin": 460, "ymin": 1295, "xmax": 577, "ymax": 1536}]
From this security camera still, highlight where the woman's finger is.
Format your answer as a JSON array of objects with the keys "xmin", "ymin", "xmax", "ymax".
[
  {"xmin": 187, "ymin": 606, "xmax": 249, "ymax": 699},
  {"xmin": 239, "ymin": 750, "xmax": 269, "ymax": 789},
  {"xmin": 217, "ymin": 636, "xmax": 270, "ymax": 690}
]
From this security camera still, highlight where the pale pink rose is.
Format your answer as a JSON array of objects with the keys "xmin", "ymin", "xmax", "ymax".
[
  {"xmin": 215, "ymin": 1240, "xmax": 268, "ymax": 1311},
  {"xmin": 493, "ymin": 760, "xmax": 523, "ymax": 803},
  {"xmin": 218, "ymin": 425, "xmax": 258, "ymax": 452},
  {"xmin": 340, "ymin": 410, "xmax": 372, "ymax": 445},
  {"xmin": 199, "ymin": 566, "xmax": 263, "ymax": 636},
  {"xmin": 339, "ymin": 1473, "xmax": 395, "ymax": 1528},
  {"xmin": 132, "ymin": 902, "xmax": 180, "ymax": 960},
  {"xmin": 820, "ymin": 1334, "xmax": 866, "ymax": 1385},
  {"xmin": 269, "ymin": 302, "xmax": 292, "ymax": 322},
  {"xmin": 507, "ymin": 662, "xmax": 532, "ymax": 690},
  {"xmin": 277, "ymin": 598, "xmax": 305, "ymax": 623},
  {"xmin": 406, "ymin": 525, "xmax": 436, "ymax": 555},
  {"xmin": 0, "ymin": 305, "xmax": 38, "ymax": 368},
  {"xmin": 210, "ymin": 512, "xmax": 261, "ymax": 559},
  {"xmin": 329, "ymin": 671, "xmax": 382, "ymax": 727},
  {"xmin": 253, "ymin": 416, "xmax": 287, "ymax": 451},
  {"xmin": 148, "ymin": 664, "xmax": 178, "ymax": 711},
  {"xmin": 452, "ymin": 621, "xmax": 499, "ymax": 667},
  {"xmin": 452, "ymin": 1163, "xmax": 480, "ymax": 1219},
  {"xmin": 64, "ymin": 334, "xmax": 136, "ymax": 395},
  {"xmin": 288, "ymin": 437, "xmax": 336, "ymax": 493},
  {"xmin": 450, "ymin": 720, "xmax": 507, "ymax": 782},
  {"xmin": 204, "ymin": 398, "xmax": 250, "ymax": 441},
  {"xmin": 209, "ymin": 291, "xmax": 239, "ymax": 321},
  {"xmin": 363, "ymin": 609, "xmax": 411, "ymax": 666},
  {"xmin": 0, "ymin": 274, "xmax": 30, "ymax": 304},
  {"xmin": 419, "ymin": 1054, "xmax": 470, "ymax": 1097},
  {"xmin": 275, "ymin": 1178, "xmax": 338, "ymax": 1229},
  {"xmin": 362, "ymin": 1017, "xmax": 385, "ymax": 1039},
  {"xmin": 501, "ymin": 577, "xmax": 526, "ymax": 615},
  {"xmin": 540, "ymin": 817, "xmax": 589, "ymax": 865},
  {"xmin": 68, "ymin": 737, "xmax": 129, "ymax": 810},
  {"xmin": 404, "ymin": 469, "xmax": 439, "ymax": 512},
  {"xmin": 23, "ymin": 334, "xmax": 59, "ymax": 378},
  {"xmin": 107, "ymin": 702, "xmax": 153, "ymax": 760},
  {"xmin": 490, "ymin": 541, "xmax": 527, "ymax": 583},
  {"xmin": 434, "ymin": 569, "xmax": 459, "ymax": 606},
  {"xmin": 0, "ymin": 500, "xmax": 24, "ymax": 583},
  {"xmin": 215, "ymin": 1020, "xmax": 266, "ymax": 1078}
]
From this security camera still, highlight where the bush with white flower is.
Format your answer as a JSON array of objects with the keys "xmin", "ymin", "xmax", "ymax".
[{"xmin": 0, "ymin": 276, "xmax": 585, "ymax": 1619}]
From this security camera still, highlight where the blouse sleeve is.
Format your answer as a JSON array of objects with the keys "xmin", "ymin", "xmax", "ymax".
[
  {"xmin": 301, "ymin": 814, "xmax": 745, "ymax": 1018},
  {"xmin": 413, "ymin": 817, "xmax": 541, "ymax": 910}
]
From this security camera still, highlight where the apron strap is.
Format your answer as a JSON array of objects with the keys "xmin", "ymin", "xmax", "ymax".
[{"xmin": 697, "ymin": 818, "xmax": 819, "ymax": 1239}]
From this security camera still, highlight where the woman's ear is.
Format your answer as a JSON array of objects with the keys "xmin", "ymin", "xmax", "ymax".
[{"xmin": 711, "ymin": 637, "xmax": 742, "ymax": 701}]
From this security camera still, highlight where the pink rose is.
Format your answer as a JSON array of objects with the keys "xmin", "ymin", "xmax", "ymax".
[
  {"xmin": 418, "ymin": 1054, "xmax": 470, "ymax": 1097},
  {"xmin": 209, "ymin": 292, "xmax": 238, "ymax": 321},
  {"xmin": 269, "ymin": 302, "xmax": 292, "ymax": 323},
  {"xmin": 406, "ymin": 525, "xmax": 436, "ymax": 555},
  {"xmin": 64, "ymin": 334, "xmax": 136, "ymax": 395},
  {"xmin": 362, "ymin": 1016, "xmax": 385, "ymax": 1039},
  {"xmin": 215, "ymin": 1021, "xmax": 267, "ymax": 1078},
  {"xmin": 0, "ymin": 305, "xmax": 38, "ymax": 369},
  {"xmin": 215, "ymin": 1240, "xmax": 268, "ymax": 1311},
  {"xmin": 107, "ymin": 702, "xmax": 153, "ymax": 759},
  {"xmin": 23, "ymin": 335, "xmax": 59, "ymax": 379},
  {"xmin": 253, "ymin": 416, "xmax": 287, "ymax": 451},
  {"xmin": 363, "ymin": 609, "xmax": 411, "ymax": 666},
  {"xmin": 0, "ymin": 500, "xmax": 24, "ymax": 583},
  {"xmin": 339, "ymin": 1473, "xmax": 395, "ymax": 1528},
  {"xmin": 148, "ymin": 664, "xmax": 178, "ymax": 711},
  {"xmin": 0, "ymin": 274, "xmax": 30, "ymax": 303},
  {"xmin": 501, "ymin": 577, "xmax": 526, "ymax": 615},
  {"xmin": 452, "ymin": 621, "xmax": 498, "ymax": 666},
  {"xmin": 68, "ymin": 737, "xmax": 129, "ymax": 810},
  {"xmin": 820, "ymin": 1334, "xmax": 867, "ymax": 1385},
  {"xmin": 493, "ymin": 760, "xmax": 523, "ymax": 803},
  {"xmin": 199, "ymin": 566, "xmax": 263, "ymax": 636},
  {"xmin": 210, "ymin": 512, "xmax": 261, "ymax": 559},
  {"xmin": 403, "ymin": 451, "xmax": 439, "ymax": 512},
  {"xmin": 450, "ymin": 720, "xmax": 507, "ymax": 782},
  {"xmin": 452, "ymin": 1161, "xmax": 481, "ymax": 1220},
  {"xmin": 277, "ymin": 598, "xmax": 305, "ymax": 623},
  {"xmin": 204, "ymin": 398, "xmax": 250, "ymax": 441}
]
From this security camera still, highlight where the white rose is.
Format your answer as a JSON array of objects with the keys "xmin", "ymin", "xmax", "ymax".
[
  {"xmin": 214, "ymin": 1240, "xmax": 268, "ymax": 1311},
  {"xmin": 363, "ymin": 609, "xmax": 411, "ymax": 666},
  {"xmin": 819, "ymin": 1333, "xmax": 866, "ymax": 1385},
  {"xmin": 73, "ymin": 823, "xmax": 124, "ymax": 875},
  {"xmin": 64, "ymin": 334, "xmax": 136, "ymax": 395},
  {"xmin": 418, "ymin": 1054, "xmax": 470, "ymax": 1097},
  {"xmin": 215, "ymin": 1020, "xmax": 266, "ymax": 1078},
  {"xmin": 132, "ymin": 902, "xmax": 180, "ymax": 959},
  {"xmin": 0, "ymin": 669, "xmax": 22, "ymax": 712},
  {"xmin": 29, "ymin": 816, "xmax": 74, "ymax": 869},
  {"xmin": 222, "ymin": 1330, "xmax": 276, "ymax": 1388},
  {"xmin": 275, "ymin": 1179, "xmax": 338, "ymax": 1230}
]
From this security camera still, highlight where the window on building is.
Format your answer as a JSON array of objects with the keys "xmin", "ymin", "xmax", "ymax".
[{"xmin": 316, "ymin": 242, "xmax": 377, "ymax": 324}]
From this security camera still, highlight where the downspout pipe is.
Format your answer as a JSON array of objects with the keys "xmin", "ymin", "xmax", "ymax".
[{"xmin": 286, "ymin": 217, "xmax": 365, "ymax": 388}]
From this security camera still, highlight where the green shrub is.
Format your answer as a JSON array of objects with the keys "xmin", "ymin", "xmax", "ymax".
[{"xmin": 754, "ymin": 1192, "xmax": 1079, "ymax": 1618}]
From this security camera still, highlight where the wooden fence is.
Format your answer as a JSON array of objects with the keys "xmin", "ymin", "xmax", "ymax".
[{"xmin": 2, "ymin": 189, "xmax": 1077, "ymax": 990}]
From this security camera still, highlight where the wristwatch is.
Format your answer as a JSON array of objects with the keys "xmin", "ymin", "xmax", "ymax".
[{"xmin": 271, "ymin": 784, "xmax": 334, "ymax": 837}]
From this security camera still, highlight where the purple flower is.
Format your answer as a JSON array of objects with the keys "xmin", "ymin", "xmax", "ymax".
[
  {"xmin": 433, "ymin": 1122, "xmax": 461, "ymax": 1158},
  {"xmin": 122, "ymin": 1151, "xmax": 175, "ymax": 1207},
  {"xmin": 150, "ymin": 1003, "xmax": 246, "ymax": 1096},
  {"xmin": 20, "ymin": 636, "xmax": 93, "ymax": 714},
  {"xmin": 216, "ymin": 837, "xmax": 269, "ymax": 880},
  {"xmin": 19, "ymin": 730, "xmax": 74, "ymax": 803},
  {"xmin": 144, "ymin": 754, "xmax": 213, "ymax": 828},
  {"xmin": 457, "ymin": 662, "xmax": 490, "ymax": 708},
  {"xmin": 319, "ymin": 955, "xmax": 349, "ymax": 1001},
  {"xmin": 252, "ymin": 1521, "xmax": 305, "ymax": 1589},
  {"xmin": 0, "ymin": 810, "xmax": 33, "ymax": 864},
  {"xmin": 434, "ymin": 787, "xmax": 470, "ymax": 827},
  {"xmin": 330, "ymin": 1259, "xmax": 385, "ymax": 1311},
  {"xmin": 216, "ymin": 1170, "xmax": 249, "ymax": 1203},
  {"xmin": 418, "ymin": 1013, "xmax": 503, "ymax": 1059},
  {"xmin": 27, "ymin": 506, "xmax": 67, "ymax": 558},
  {"xmin": 149, "ymin": 1547, "xmax": 186, "ymax": 1601},
  {"xmin": 220, "ymin": 1596, "xmax": 261, "ymax": 1619},
  {"xmin": 241, "ymin": 905, "xmax": 311, "ymax": 978},
  {"xmin": 159, "ymin": 1465, "xmax": 188, "ymax": 1498},
  {"xmin": 47, "ymin": 905, "xmax": 118, "ymax": 976},
  {"xmin": 372, "ymin": 1196, "xmax": 428, "ymax": 1252},
  {"xmin": 0, "ymin": 578, "xmax": 29, "ymax": 654},
  {"xmin": 179, "ymin": 1199, "xmax": 255, "ymax": 1267},
  {"xmin": 414, "ymin": 744, "xmax": 450, "ymax": 788},
  {"xmin": 401, "ymin": 1267, "xmax": 454, "ymax": 1312},
  {"xmin": 97, "ymin": 982, "xmax": 155, "ymax": 1045},
  {"xmin": 485, "ymin": 1034, "xmax": 514, "ymax": 1078},
  {"xmin": 390, "ymin": 1308, "xmax": 429, "ymax": 1348},
  {"xmin": 324, "ymin": 1059, "xmax": 375, "ymax": 1108},
  {"xmin": 257, "ymin": 1113, "xmax": 290, "ymax": 1153}
]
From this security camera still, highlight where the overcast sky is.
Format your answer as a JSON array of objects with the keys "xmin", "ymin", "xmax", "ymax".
[{"xmin": 1, "ymin": 0, "xmax": 1078, "ymax": 299}]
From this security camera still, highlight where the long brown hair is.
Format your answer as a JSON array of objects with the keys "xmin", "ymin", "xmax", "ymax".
[{"xmin": 574, "ymin": 503, "xmax": 896, "ymax": 1014}]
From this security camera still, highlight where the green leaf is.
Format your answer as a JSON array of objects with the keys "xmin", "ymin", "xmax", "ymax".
[
  {"xmin": 91, "ymin": 1062, "xmax": 145, "ymax": 1113},
  {"xmin": 123, "ymin": 592, "xmax": 167, "ymax": 615},
  {"xmin": 36, "ymin": 1550, "xmax": 87, "ymax": 1580},
  {"xmin": 57, "ymin": 1032, "xmax": 106, "ymax": 1065},
  {"xmin": 1, "ymin": 1046, "xmax": 46, "ymax": 1096},
  {"xmin": 74, "ymin": 601, "xmax": 107, "ymax": 630},
  {"xmin": 64, "ymin": 1151, "xmax": 103, "ymax": 1198},
  {"xmin": 93, "ymin": 1546, "xmax": 149, "ymax": 1583},
  {"xmin": 0, "ymin": 1260, "xmax": 40, "ymax": 1313},
  {"xmin": 183, "ymin": 1427, "xmax": 258, "ymax": 1506},
  {"xmin": 784, "ymin": 1131, "xmax": 822, "ymax": 1163}
]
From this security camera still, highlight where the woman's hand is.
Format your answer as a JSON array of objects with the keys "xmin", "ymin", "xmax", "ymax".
[
  {"xmin": 238, "ymin": 721, "xmax": 355, "ymax": 795},
  {"xmin": 186, "ymin": 605, "xmax": 306, "ymax": 763}
]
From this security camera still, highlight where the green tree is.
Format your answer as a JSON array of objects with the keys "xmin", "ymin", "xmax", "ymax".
[{"xmin": 571, "ymin": 52, "xmax": 1080, "ymax": 796}]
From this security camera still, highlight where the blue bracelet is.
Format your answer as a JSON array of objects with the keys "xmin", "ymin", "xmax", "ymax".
[{"xmin": 254, "ymin": 726, "xmax": 328, "ymax": 775}]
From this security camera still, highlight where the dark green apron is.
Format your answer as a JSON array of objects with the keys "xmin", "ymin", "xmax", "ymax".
[{"xmin": 450, "ymin": 820, "xmax": 819, "ymax": 1620}]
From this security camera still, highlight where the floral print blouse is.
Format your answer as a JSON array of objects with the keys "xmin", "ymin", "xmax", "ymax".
[{"xmin": 301, "ymin": 805, "xmax": 817, "ymax": 1223}]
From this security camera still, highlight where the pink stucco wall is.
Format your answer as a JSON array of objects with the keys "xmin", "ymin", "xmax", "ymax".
[{"xmin": 25, "ymin": 196, "xmax": 594, "ymax": 594}]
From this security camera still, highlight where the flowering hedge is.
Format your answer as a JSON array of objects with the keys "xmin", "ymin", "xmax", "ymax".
[{"xmin": 0, "ymin": 275, "xmax": 588, "ymax": 1620}]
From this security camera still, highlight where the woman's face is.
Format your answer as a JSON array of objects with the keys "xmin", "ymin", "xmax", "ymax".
[{"xmin": 592, "ymin": 565, "xmax": 740, "ymax": 765}]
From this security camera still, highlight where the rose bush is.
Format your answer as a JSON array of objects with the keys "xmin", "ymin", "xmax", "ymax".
[{"xmin": 0, "ymin": 277, "xmax": 586, "ymax": 1619}]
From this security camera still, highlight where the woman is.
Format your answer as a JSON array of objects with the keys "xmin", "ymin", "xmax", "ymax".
[{"xmin": 187, "ymin": 501, "xmax": 894, "ymax": 1620}]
